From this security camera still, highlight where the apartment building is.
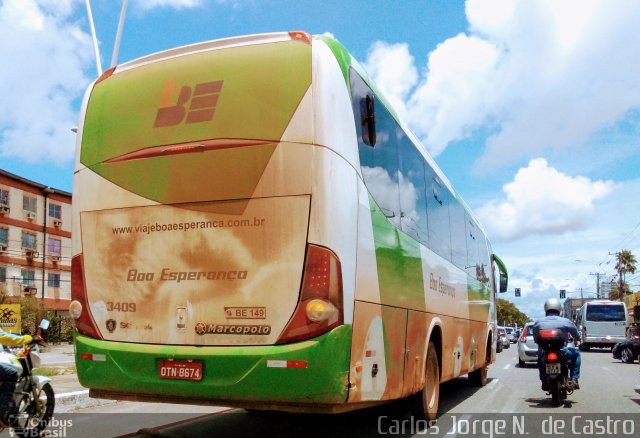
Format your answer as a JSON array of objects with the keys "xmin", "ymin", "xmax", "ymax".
[{"xmin": 0, "ymin": 169, "xmax": 71, "ymax": 312}]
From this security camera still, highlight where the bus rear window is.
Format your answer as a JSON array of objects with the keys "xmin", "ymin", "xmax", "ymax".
[{"xmin": 585, "ymin": 305, "xmax": 625, "ymax": 322}]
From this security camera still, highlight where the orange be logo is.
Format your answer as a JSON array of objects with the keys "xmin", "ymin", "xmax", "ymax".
[{"xmin": 154, "ymin": 79, "xmax": 224, "ymax": 127}]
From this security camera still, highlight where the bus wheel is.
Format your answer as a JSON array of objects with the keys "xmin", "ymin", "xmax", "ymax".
[
  {"xmin": 420, "ymin": 342, "xmax": 440, "ymax": 421},
  {"xmin": 469, "ymin": 344, "xmax": 489, "ymax": 387}
]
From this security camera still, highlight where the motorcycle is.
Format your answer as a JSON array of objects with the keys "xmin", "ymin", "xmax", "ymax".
[
  {"xmin": 0, "ymin": 319, "xmax": 55, "ymax": 437},
  {"xmin": 538, "ymin": 328, "xmax": 577, "ymax": 406}
]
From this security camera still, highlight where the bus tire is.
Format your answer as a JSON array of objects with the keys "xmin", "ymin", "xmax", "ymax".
[
  {"xmin": 469, "ymin": 342, "xmax": 489, "ymax": 387},
  {"xmin": 420, "ymin": 342, "xmax": 440, "ymax": 421}
]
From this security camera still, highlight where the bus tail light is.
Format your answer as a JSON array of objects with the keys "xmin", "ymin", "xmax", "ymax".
[
  {"xmin": 71, "ymin": 255, "xmax": 103, "ymax": 340},
  {"xmin": 306, "ymin": 299, "xmax": 337, "ymax": 322},
  {"xmin": 276, "ymin": 244, "xmax": 343, "ymax": 344}
]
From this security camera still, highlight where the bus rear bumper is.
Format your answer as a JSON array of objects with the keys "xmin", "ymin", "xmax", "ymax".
[{"xmin": 74, "ymin": 325, "xmax": 351, "ymax": 409}]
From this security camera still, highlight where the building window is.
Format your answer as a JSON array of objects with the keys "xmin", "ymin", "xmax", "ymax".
[
  {"xmin": 0, "ymin": 228, "xmax": 7, "ymax": 245},
  {"xmin": 48, "ymin": 273, "xmax": 61, "ymax": 288},
  {"xmin": 0, "ymin": 266, "xmax": 6, "ymax": 283},
  {"xmin": 23, "ymin": 195, "xmax": 37, "ymax": 213},
  {"xmin": 21, "ymin": 269, "xmax": 35, "ymax": 286},
  {"xmin": 48, "ymin": 238, "xmax": 61, "ymax": 255},
  {"xmin": 0, "ymin": 188, "xmax": 8, "ymax": 206},
  {"xmin": 22, "ymin": 231, "xmax": 36, "ymax": 250},
  {"xmin": 49, "ymin": 203, "xmax": 62, "ymax": 220}
]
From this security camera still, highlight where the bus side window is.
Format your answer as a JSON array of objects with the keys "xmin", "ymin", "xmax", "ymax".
[
  {"xmin": 449, "ymin": 199, "xmax": 467, "ymax": 269},
  {"xmin": 398, "ymin": 132, "xmax": 428, "ymax": 244},
  {"xmin": 426, "ymin": 172, "xmax": 452, "ymax": 262},
  {"xmin": 350, "ymin": 68, "xmax": 401, "ymax": 228},
  {"xmin": 466, "ymin": 219, "xmax": 479, "ymax": 278}
]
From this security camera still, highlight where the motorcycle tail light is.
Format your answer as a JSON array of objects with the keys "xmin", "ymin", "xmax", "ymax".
[
  {"xmin": 546, "ymin": 352, "xmax": 559, "ymax": 362},
  {"xmin": 539, "ymin": 329, "xmax": 560, "ymax": 338}
]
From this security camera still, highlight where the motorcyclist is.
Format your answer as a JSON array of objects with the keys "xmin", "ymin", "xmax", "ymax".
[
  {"xmin": 0, "ymin": 327, "xmax": 33, "ymax": 427},
  {"xmin": 531, "ymin": 298, "xmax": 581, "ymax": 391}
]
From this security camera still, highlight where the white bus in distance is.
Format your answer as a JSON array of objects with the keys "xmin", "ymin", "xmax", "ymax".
[{"xmin": 578, "ymin": 300, "xmax": 628, "ymax": 350}]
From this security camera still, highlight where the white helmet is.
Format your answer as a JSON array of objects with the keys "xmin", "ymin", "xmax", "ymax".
[{"xmin": 544, "ymin": 298, "xmax": 562, "ymax": 315}]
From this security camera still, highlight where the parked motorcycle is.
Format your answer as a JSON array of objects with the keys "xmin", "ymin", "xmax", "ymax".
[
  {"xmin": 0, "ymin": 319, "xmax": 54, "ymax": 437},
  {"xmin": 538, "ymin": 328, "xmax": 576, "ymax": 406}
]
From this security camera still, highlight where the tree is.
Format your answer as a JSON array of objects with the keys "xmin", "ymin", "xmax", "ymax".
[
  {"xmin": 615, "ymin": 250, "xmax": 637, "ymax": 301},
  {"xmin": 609, "ymin": 282, "xmax": 631, "ymax": 300},
  {"xmin": 497, "ymin": 299, "xmax": 531, "ymax": 328}
]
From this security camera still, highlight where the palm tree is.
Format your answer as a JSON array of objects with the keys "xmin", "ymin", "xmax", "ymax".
[{"xmin": 615, "ymin": 250, "xmax": 637, "ymax": 301}]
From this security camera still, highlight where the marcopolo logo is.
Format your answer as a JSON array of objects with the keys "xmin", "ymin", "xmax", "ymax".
[
  {"xmin": 195, "ymin": 322, "xmax": 271, "ymax": 336},
  {"xmin": 154, "ymin": 79, "xmax": 224, "ymax": 127}
]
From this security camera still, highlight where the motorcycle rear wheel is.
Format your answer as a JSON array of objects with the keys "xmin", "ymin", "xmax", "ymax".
[
  {"xmin": 550, "ymin": 380, "xmax": 563, "ymax": 407},
  {"xmin": 11, "ymin": 382, "xmax": 55, "ymax": 438}
]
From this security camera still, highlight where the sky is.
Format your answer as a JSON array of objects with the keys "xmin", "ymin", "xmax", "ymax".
[{"xmin": 1, "ymin": 0, "xmax": 639, "ymax": 319}]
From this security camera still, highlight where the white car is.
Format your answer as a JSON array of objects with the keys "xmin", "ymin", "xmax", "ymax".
[
  {"xmin": 517, "ymin": 322, "xmax": 538, "ymax": 367},
  {"xmin": 497, "ymin": 327, "xmax": 510, "ymax": 350},
  {"xmin": 504, "ymin": 326, "xmax": 516, "ymax": 343}
]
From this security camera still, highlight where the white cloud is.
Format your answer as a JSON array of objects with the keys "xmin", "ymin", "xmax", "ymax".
[
  {"xmin": 134, "ymin": 0, "xmax": 242, "ymax": 11},
  {"xmin": 364, "ymin": 0, "xmax": 640, "ymax": 164},
  {"xmin": 476, "ymin": 158, "xmax": 616, "ymax": 242},
  {"xmin": 135, "ymin": 0, "xmax": 204, "ymax": 10},
  {"xmin": 0, "ymin": 0, "xmax": 93, "ymax": 164},
  {"xmin": 363, "ymin": 41, "xmax": 417, "ymax": 121},
  {"xmin": 406, "ymin": 34, "xmax": 501, "ymax": 157},
  {"xmin": 492, "ymin": 175, "xmax": 640, "ymax": 318}
]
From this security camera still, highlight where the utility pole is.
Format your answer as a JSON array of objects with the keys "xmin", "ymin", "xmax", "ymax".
[{"xmin": 590, "ymin": 272, "xmax": 604, "ymax": 299}]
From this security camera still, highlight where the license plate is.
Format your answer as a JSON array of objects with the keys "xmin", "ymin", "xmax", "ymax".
[
  {"xmin": 546, "ymin": 363, "xmax": 561, "ymax": 375},
  {"xmin": 158, "ymin": 360, "xmax": 203, "ymax": 381}
]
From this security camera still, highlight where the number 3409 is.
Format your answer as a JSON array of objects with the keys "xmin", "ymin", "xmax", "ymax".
[{"xmin": 107, "ymin": 301, "xmax": 136, "ymax": 312}]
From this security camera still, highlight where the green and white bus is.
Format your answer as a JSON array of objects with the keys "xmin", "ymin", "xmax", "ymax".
[{"xmin": 70, "ymin": 31, "xmax": 508, "ymax": 419}]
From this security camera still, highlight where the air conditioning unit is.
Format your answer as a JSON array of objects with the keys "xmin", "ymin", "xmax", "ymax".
[
  {"xmin": 23, "ymin": 286, "xmax": 37, "ymax": 295},
  {"xmin": 52, "ymin": 219, "xmax": 62, "ymax": 227},
  {"xmin": 50, "ymin": 254, "xmax": 60, "ymax": 262},
  {"xmin": 24, "ymin": 249, "xmax": 35, "ymax": 259},
  {"xmin": 0, "ymin": 244, "xmax": 7, "ymax": 253},
  {"xmin": 0, "ymin": 205, "xmax": 9, "ymax": 214},
  {"xmin": 26, "ymin": 211, "xmax": 36, "ymax": 220}
]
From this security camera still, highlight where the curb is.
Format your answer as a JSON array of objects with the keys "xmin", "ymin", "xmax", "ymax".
[{"xmin": 55, "ymin": 390, "xmax": 117, "ymax": 413}]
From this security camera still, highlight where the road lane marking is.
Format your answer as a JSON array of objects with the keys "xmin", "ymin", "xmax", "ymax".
[
  {"xmin": 487, "ymin": 379, "xmax": 499, "ymax": 388},
  {"xmin": 504, "ymin": 364, "xmax": 511, "ymax": 370}
]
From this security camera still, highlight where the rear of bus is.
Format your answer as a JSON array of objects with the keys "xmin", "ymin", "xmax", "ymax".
[
  {"xmin": 70, "ymin": 32, "xmax": 360, "ymax": 410},
  {"xmin": 580, "ymin": 300, "xmax": 628, "ymax": 349}
]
